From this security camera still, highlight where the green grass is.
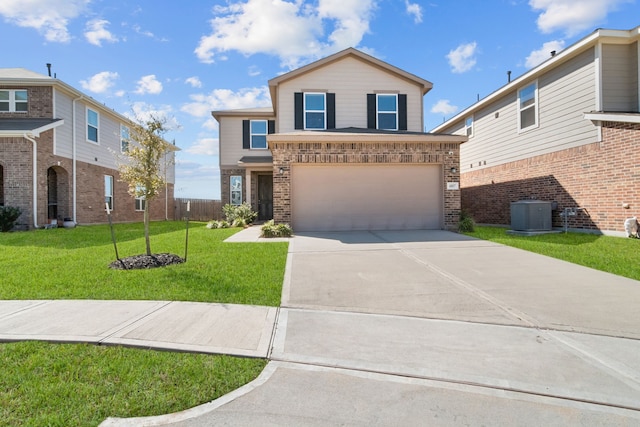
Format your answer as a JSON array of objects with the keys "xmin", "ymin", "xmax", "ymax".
[
  {"xmin": 0, "ymin": 221, "xmax": 288, "ymax": 306},
  {"xmin": 0, "ymin": 222, "xmax": 286, "ymax": 425},
  {"xmin": 0, "ymin": 341, "xmax": 266, "ymax": 427},
  {"xmin": 464, "ymin": 226, "xmax": 640, "ymax": 281}
]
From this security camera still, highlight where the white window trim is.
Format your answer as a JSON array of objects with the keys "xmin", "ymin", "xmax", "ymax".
[
  {"xmin": 135, "ymin": 185, "xmax": 146, "ymax": 211},
  {"xmin": 376, "ymin": 93, "xmax": 398, "ymax": 131},
  {"xmin": 105, "ymin": 175, "xmax": 114, "ymax": 211},
  {"xmin": 303, "ymin": 92, "xmax": 326, "ymax": 130},
  {"xmin": 87, "ymin": 107, "xmax": 99, "ymax": 144},
  {"xmin": 517, "ymin": 81, "xmax": 539, "ymax": 133},
  {"xmin": 250, "ymin": 120, "xmax": 268, "ymax": 150},
  {"xmin": 230, "ymin": 175, "xmax": 242, "ymax": 206},
  {"xmin": 120, "ymin": 124, "xmax": 130, "ymax": 153},
  {"xmin": 465, "ymin": 115, "xmax": 474, "ymax": 138},
  {"xmin": 0, "ymin": 89, "xmax": 28, "ymax": 113}
]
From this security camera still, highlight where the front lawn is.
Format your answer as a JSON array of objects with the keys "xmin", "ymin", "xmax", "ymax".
[
  {"xmin": 0, "ymin": 341, "xmax": 266, "ymax": 427},
  {"xmin": 0, "ymin": 221, "xmax": 286, "ymax": 425},
  {"xmin": 0, "ymin": 221, "xmax": 288, "ymax": 306},
  {"xmin": 464, "ymin": 226, "xmax": 640, "ymax": 281}
]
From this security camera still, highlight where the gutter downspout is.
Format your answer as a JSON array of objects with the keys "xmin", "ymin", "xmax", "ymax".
[
  {"xmin": 72, "ymin": 96, "xmax": 83, "ymax": 223},
  {"xmin": 24, "ymin": 133, "xmax": 39, "ymax": 229}
]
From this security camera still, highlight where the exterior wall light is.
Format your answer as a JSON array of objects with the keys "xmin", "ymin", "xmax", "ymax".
[
  {"xmin": 450, "ymin": 167, "xmax": 457, "ymax": 173},
  {"xmin": 279, "ymin": 167, "xmax": 284, "ymax": 174}
]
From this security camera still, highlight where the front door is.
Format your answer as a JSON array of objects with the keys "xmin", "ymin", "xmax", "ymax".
[{"xmin": 257, "ymin": 174, "xmax": 273, "ymax": 221}]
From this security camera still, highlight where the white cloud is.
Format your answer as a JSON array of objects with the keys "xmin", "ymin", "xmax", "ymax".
[
  {"xmin": 125, "ymin": 102, "xmax": 180, "ymax": 131},
  {"xmin": 430, "ymin": 100, "xmax": 458, "ymax": 116},
  {"xmin": 405, "ymin": 1, "xmax": 423, "ymax": 23},
  {"xmin": 185, "ymin": 77, "xmax": 202, "ymax": 88},
  {"xmin": 530, "ymin": 0, "xmax": 631, "ymax": 36},
  {"xmin": 0, "ymin": 0, "xmax": 89, "ymax": 42},
  {"xmin": 525, "ymin": 40, "xmax": 566, "ymax": 68},
  {"xmin": 194, "ymin": 0, "xmax": 376, "ymax": 69},
  {"xmin": 79, "ymin": 71, "xmax": 119, "ymax": 93},
  {"xmin": 84, "ymin": 18, "xmax": 118, "ymax": 46},
  {"xmin": 447, "ymin": 42, "xmax": 478, "ymax": 73},
  {"xmin": 135, "ymin": 74, "xmax": 163, "ymax": 95},
  {"xmin": 185, "ymin": 137, "xmax": 219, "ymax": 156},
  {"xmin": 181, "ymin": 86, "xmax": 271, "ymax": 118}
]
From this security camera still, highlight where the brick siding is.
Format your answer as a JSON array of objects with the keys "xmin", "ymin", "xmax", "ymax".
[
  {"xmin": 270, "ymin": 140, "xmax": 461, "ymax": 230},
  {"xmin": 1, "ymin": 130, "xmax": 174, "ymax": 229},
  {"xmin": 460, "ymin": 122, "xmax": 640, "ymax": 234},
  {"xmin": 0, "ymin": 85, "xmax": 53, "ymax": 119}
]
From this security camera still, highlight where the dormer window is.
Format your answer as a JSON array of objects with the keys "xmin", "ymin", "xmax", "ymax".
[
  {"xmin": 304, "ymin": 93, "xmax": 326, "ymax": 129},
  {"xmin": 0, "ymin": 90, "xmax": 28, "ymax": 113}
]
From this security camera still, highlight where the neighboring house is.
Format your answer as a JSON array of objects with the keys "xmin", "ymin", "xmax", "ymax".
[
  {"xmin": 213, "ymin": 48, "xmax": 466, "ymax": 232},
  {"xmin": 433, "ymin": 25, "xmax": 640, "ymax": 236},
  {"xmin": 0, "ymin": 68, "xmax": 177, "ymax": 230}
]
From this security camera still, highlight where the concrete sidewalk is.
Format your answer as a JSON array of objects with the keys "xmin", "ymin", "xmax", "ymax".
[{"xmin": 0, "ymin": 300, "xmax": 277, "ymax": 358}]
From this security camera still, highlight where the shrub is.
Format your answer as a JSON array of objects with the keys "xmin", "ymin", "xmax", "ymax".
[
  {"xmin": 458, "ymin": 210, "xmax": 475, "ymax": 233},
  {"xmin": 206, "ymin": 220, "xmax": 230, "ymax": 229},
  {"xmin": 261, "ymin": 220, "xmax": 293, "ymax": 238},
  {"xmin": 223, "ymin": 203, "xmax": 257, "ymax": 226},
  {"xmin": 0, "ymin": 206, "xmax": 22, "ymax": 232}
]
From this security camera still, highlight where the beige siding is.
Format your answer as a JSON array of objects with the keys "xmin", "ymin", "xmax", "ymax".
[
  {"xmin": 219, "ymin": 115, "xmax": 273, "ymax": 166},
  {"xmin": 602, "ymin": 43, "xmax": 638, "ymax": 112},
  {"xmin": 277, "ymin": 56, "xmax": 424, "ymax": 133},
  {"xmin": 52, "ymin": 89, "xmax": 73, "ymax": 158},
  {"xmin": 448, "ymin": 48, "xmax": 598, "ymax": 173}
]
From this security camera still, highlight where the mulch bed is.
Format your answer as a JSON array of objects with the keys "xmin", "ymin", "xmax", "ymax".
[{"xmin": 109, "ymin": 253, "xmax": 185, "ymax": 270}]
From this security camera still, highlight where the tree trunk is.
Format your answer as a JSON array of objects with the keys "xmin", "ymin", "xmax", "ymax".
[{"xmin": 144, "ymin": 202, "xmax": 151, "ymax": 256}]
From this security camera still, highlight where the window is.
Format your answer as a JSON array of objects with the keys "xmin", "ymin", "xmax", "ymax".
[
  {"xmin": 518, "ymin": 82, "xmax": 538, "ymax": 131},
  {"xmin": 120, "ymin": 125, "xmax": 130, "ymax": 152},
  {"xmin": 135, "ymin": 185, "xmax": 146, "ymax": 211},
  {"xmin": 105, "ymin": 175, "xmax": 114, "ymax": 210},
  {"xmin": 465, "ymin": 116, "xmax": 474, "ymax": 137},
  {"xmin": 250, "ymin": 120, "xmax": 268, "ymax": 149},
  {"xmin": 377, "ymin": 94, "xmax": 398, "ymax": 130},
  {"xmin": 304, "ymin": 93, "xmax": 326, "ymax": 129},
  {"xmin": 87, "ymin": 108, "xmax": 99, "ymax": 143},
  {"xmin": 230, "ymin": 176, "xmax": 242, "ymax": 205},
  {"xmin": 0, "ymin": 89, "xmax": 28, "ymax": 113}
]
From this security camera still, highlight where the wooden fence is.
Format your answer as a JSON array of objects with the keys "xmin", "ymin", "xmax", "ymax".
[{"xmin": 174, "ymin": 198, "xmax": 222, "ymax": 221}]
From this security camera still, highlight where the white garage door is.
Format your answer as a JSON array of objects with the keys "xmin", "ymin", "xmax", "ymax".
[{"xmin": 291, "ymin": 164, "xmax": 443, "ymax": 231}]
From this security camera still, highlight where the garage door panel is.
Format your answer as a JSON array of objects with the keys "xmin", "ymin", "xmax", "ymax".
[{"xmin": 291, "ymin": 165, "xmax": 442, "ymax": 231}]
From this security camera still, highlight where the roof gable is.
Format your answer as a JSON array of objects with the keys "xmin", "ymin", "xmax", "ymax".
[{"xmin": 268, "ymin": 48, "xmax": 433, "ymax": 113}]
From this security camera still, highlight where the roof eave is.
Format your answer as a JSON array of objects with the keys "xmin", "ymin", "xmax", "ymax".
[{"xmin": 431, "ymin": 26, "xmax": 639, "ymax": 132}]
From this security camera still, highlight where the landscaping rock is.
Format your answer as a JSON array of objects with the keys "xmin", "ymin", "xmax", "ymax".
[{"xmin": 109, "ymin": 253, "xmax": 184, "ymax": 270}]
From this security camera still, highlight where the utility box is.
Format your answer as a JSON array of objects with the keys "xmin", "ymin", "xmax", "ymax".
[{"xmin": 510, "ymin": 200, "xmax": 552, "ymax": 231}]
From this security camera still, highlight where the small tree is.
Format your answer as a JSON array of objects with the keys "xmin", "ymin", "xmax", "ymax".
[{"xmin": 118, "ymin": 116, "xmax": 173, "ymax": 255}]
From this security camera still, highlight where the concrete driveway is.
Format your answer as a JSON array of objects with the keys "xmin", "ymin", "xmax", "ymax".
[{"xmin": 104, "ymin": 230, "xmax": 640, "ymax": 426}]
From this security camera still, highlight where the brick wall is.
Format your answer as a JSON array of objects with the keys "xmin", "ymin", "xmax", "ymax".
[
  {"xmin": 460, "ymin": 122, "xmax": 640, "ymax": 234},
  {"xmin": 0, "ymin": 85, "xmax": 53, "ymax": 118},
  {"xmin": 1, "ymin": 131, "xmax": 174, "ymax": 229},
  {"xmin": 220, "ymin": 167, "xmax": 245, "ymax": 211},
  {"xmin": 270, "ymin": 140, "xmax": 461, "ymax": 230}
]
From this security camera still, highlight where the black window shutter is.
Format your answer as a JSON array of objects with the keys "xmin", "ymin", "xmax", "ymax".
[
  {"xmin": 242, "ymin": 120, "xmax": 250, "ymax": 149},
  {"xmin": 327, "ymin": 93, "xmax": 335, "ymax": 129},
  {"xmin": 398, "ymin": 94, "xmax": 407, "ymax": 131},
  {"xmin": 268, "ymin": 120, "xmax": 275, "ymax": 134},
  {"xmin": 294, "ymin": 92, "xmax": 303, "ymax": 129},
  {"xmin": 367, "ymin": 94, "xmax": 376, "ymax": 129}
]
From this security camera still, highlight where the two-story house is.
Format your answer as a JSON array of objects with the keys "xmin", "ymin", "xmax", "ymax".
[
  {"xmin": 0, "ymin": 68, "xmax": 177, "ymax": 230},
  {"xmin": 213, "ymin": 48, "xmax": 466, "ymax": 232},
  {"xmin": 433, "ymin": 26, "xmax": 640, "ymax": 236}
]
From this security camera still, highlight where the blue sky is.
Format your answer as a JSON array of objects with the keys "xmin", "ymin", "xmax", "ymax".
[{"xmin": 1, "ymin": 0, "xmax": 638, "ymax": 199}]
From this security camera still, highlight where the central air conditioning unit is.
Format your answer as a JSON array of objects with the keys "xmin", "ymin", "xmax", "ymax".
[{"xmin": 510, "ymin": 200, "xmax": 552, "ymax": 232}]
